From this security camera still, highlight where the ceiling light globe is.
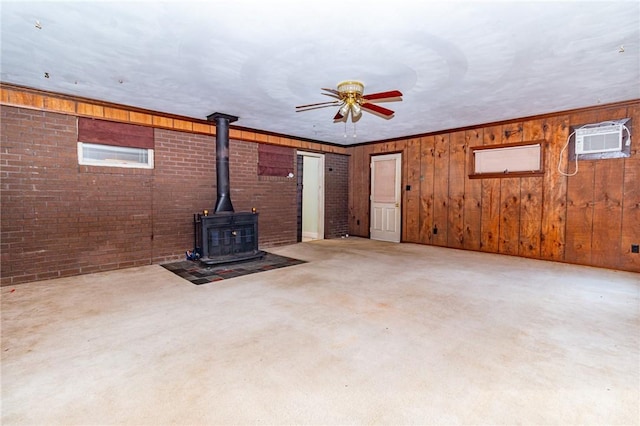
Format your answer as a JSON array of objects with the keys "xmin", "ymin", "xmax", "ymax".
[{"xmin": 352, "ymin": 103, "xmax": 362, "ymax": 117}]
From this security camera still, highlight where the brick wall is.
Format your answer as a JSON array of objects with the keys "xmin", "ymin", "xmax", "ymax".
[
  {"xmin": 324, "ymin": 153, "xmax": 349, "ymax": 238},
  {"xmin": 1, "ymin": 107, "xmax": 154, "ymax": 284},
  {"xmin": 0, "ymin": 107, "xmax": 304, "ymax": 285},
  {"xmin": 152, "ymin": 128, "xmax": 217, "ymax": 263},
  {"xmin": 230, "ymin": 139, "xmax": 297, "ymax": 247},
  {"xmin": 151, "ymin": 131, "xmax": 298, "ymax": 260}
]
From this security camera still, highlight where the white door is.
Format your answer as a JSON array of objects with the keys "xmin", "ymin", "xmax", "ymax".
[
  {"xmin": 299, "ymin": 152, "xmax": 324, "ymax": 241},
  {"xmin": 370, "ymin": 153, "xmax": 401, "ymax": 242}
]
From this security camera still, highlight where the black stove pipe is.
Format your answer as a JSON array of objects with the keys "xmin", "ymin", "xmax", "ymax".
[{"xmin": 207, "ymin": 112, "xmax": 238, "ymax": 213}]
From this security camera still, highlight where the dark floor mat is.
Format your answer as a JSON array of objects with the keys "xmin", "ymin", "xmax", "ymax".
[{"xmin": 161, "ymin": 252, "xmax": 306, "ymax": 285}]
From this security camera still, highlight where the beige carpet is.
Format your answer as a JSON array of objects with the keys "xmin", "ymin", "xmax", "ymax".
[{"xmin": 2, "ymin": 238, "xmax": 639, "ymax": 425}]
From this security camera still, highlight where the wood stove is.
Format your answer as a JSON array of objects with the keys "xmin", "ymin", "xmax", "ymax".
[
  {"xmin": 195, "ymin": 112, "xmax": 264, "ymax": 266},
  {"xmin": 196, "ymin": 212, "xmax": 261, "ymax": 266}
]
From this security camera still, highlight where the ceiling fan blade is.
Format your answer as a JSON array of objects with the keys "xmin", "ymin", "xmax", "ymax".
[
  {"xmin": 296, "ymin": 100, "xmax": 340, "ymax": 109},
  {"xmin": 333, "ymin": 110, "xmax": 344, "ymax": 120},
  {"xmin": 322, "ymin": 92, "xmax": 342, "ymax": 100},
  {"xmin": 362, "ymin": 90, "xmax": 403, "ymax": 101},
  {"xmin": 361, "ymin": 102, "xmax": 395, "ymax": 117},
  {"xmin": 296, "ymin": 103, "xmax": 342, "ymax": 112},
  {"xmin": 321, "ymin": 87, "xmax": 341, "ymax": 96}
]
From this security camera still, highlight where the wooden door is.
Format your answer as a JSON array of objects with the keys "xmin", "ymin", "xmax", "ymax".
[{"xmin": 370, "ymin": 153, "xmax": 401, "ymax": 242}]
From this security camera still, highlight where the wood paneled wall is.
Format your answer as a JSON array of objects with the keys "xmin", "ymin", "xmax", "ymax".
[{"xmin": 347, "ymin": 101, "xmax": 640, "ymax": 273}]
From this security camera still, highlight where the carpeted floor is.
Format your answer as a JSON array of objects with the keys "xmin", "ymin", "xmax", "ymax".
[
  {"xmin": 2, "ymin": 238, "xmax": 638, "ymax": 425},
  {"xmin": 161, "ymin": 252, "xmax": 306, "ymax": 284}
]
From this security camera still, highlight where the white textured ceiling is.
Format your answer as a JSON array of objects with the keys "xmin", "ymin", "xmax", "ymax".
[{"xmin": 2, "ymin": 0, "xmax": 639, "ymax": 145}]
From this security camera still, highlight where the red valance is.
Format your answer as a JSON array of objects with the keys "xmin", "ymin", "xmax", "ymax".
[
  {"xmin": 78, "ymin": 117, "xmax": 154, "ymax": 149},
  {"xmin": 258, "ymin": 144, "xmax": 294, "ymax": 176}
]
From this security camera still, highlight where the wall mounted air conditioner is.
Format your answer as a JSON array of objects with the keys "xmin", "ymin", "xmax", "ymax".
[{"xmin": 575, "ymin": 123, "xmax": 623, "ymax": 155}]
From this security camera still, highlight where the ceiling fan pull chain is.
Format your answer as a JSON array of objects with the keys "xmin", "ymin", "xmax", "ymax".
[{"xmin": 353, "ymin": 122, "xmax": 357, "ymax": 139}]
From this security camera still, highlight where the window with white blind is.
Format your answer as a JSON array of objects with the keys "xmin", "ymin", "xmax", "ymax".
[
  {"xmin": 77, "ymin": 143, "xmax": 154, "ymax": 169},
  {"xmin": 469, "ymin": 141, "xmax": 544, "ymax": 179},
  {"xmin": 77, "ymin": 118, "xmax": 155, "ymax": 169}
]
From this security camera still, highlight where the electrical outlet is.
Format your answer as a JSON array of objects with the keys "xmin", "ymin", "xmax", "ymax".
[
  {"xmin": 632, "ymin": 244, "xmax": 639, "ymax": 254},
  {"xmin": 433, "ymin": 227, "xmax": 438, "ymax": 235}
]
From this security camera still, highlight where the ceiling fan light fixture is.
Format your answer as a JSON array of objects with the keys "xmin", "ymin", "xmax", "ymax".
[
  {"xmin": 339, "ymin": 103, "xmax": 350, "ymax": 117},
  {"xmin": 337, "ymin": 81, "xmax": 364, "ymax": 96},
  {"xmin": 351, "ymin": 102, "xmax": 362, "ymax": 117},
  {"xmin": 296, "ymin": 80, "xmax": 401, "ymax": 124}
]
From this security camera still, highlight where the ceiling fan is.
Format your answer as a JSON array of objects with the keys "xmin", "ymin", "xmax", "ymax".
[{"xmin": 295, "ymin": 81, "xmax": 403, "ymax": 122}]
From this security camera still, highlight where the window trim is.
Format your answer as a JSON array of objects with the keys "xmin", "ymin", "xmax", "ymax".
[
  {"xmin": 77, "ymin": 142, "xmax": 154, "ymax": 169},
  {"xmin": 468, "ymin": 140, "xmax": 545, "ymax": 179}
]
